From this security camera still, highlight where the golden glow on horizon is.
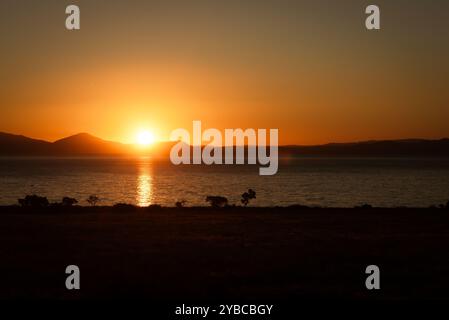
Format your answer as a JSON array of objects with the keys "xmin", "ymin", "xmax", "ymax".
[
  {"xmin": 1, "ymin": 2, "xmax": 449, "ymax": 145},
  {"xmin": 136, "ymin": 130, "xmax": 156, "ymax": 146}
]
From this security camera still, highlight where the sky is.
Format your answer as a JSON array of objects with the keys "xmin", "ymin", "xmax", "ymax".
[{"xmin": 0, "ymin": 0, "xmax": 448, "ymax": 145}]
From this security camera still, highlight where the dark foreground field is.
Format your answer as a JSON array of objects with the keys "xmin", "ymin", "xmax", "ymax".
[{"xmin": 0, "ymin": 206, "xmax": 449, "ymax": 301}]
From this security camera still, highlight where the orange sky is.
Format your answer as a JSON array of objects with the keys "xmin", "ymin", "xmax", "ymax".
[{"xmin": 1, "ymin": 0, "xmax": 448, "ymax": 145}]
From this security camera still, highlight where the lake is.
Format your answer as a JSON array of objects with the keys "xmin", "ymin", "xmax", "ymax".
[{"xmin": 0, "ymin": 157, "xmax": 448, "ymax": 207}]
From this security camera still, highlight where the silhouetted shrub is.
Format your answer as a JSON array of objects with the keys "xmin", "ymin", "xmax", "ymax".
[
  {"xmin": 205, "ymin": 196, "xmax": 228, "ymax": 208},
  {"xmin": 86, "ymin": 195, "xmax": 100, "ymax": 206},
  {"xmin": 175, "ymin": 200, "xmax": 187, "ymax": 208},
  {"xmin": 62, "ymin": 197, "xmax": 78, "ymax": 207},
  {"xmin": 18, "ymin": 195, "xmax": 49, "ymax": 208},
  {"xmin": 241, "ymin": 189, "xmax": 256, "ymax": 206},
  {"xmin": 440, "ymin": 201, "xmax": 449, "ymax": 209}
]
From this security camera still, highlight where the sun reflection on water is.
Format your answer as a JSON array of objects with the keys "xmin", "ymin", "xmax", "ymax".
[{"xmin": 137, "ymin": 158, "xmax": 153, "ymax": 207}]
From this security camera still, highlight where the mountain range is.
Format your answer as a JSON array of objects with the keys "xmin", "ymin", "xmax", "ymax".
[
  {"xmin": 0, "ymin": 132, "xmax": 127, "ymax": 155},
  {"xmin": 1, "ymin": 131, "xmax": 449, "ymax": 157}
]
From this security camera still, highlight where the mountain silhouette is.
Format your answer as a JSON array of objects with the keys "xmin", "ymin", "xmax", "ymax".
[
  {"xmin": 52, "ymin": 133, "xmax": 129, "ymax": 155},
  {"xmin": 0, "ymin": 132, "xmax": 129, "ymax": 156},
  {"xmin": 0, "ymin": 132, "xmax": 52, "ymax": 155},
  {"xmin": 284, "ymin": 139, "xmax": 449, "ymax": 157},
  {"xmin": 0, "ymin": 131, "xmax": 448, "ymax": 157}
]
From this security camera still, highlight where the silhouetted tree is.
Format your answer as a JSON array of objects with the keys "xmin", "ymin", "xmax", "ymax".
[
  {"xmin": 86, "ymin": 195, "xmax": 99, "ymax": 206},
  {"xmin": 241, "ymin": 189, "xmax": 256, "ymax": 206},
  {"xmin": 205, "ymin": 196, "xmax": 228, "ymax": 208},
  {"xmin": 176, "ymin": 200, "xmax": 187, "ymax": 208},
  {"xmin": 62, "ymin": 197, "xmax": 78, "ymax": 207},
  {"xmin": 18, "ymin": 195, "xmax": 49, "ymax": 208}
]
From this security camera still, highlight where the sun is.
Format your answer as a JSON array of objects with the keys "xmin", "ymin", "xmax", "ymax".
[{"xmin": 136, "ymin": 130, "xmax": 156, "ymax": 146}]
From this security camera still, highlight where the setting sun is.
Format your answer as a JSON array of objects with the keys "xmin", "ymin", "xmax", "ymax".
[{"xmin": 136, "ymin": 130, "xmax": 156, "ymax": 146}]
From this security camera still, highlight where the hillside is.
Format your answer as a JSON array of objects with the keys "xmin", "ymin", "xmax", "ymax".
[
  {"xmin": 0, "ymin": 132, "xmax": 448, "ymax": 157},
  {"xmin": 0, "ymin": 132, "xmax": 130, "ymax": 156}
]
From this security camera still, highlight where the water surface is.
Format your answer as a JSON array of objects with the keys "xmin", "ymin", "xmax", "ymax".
[{"xmin": 1, "ymin": 157, "xmax": 448, "ymax": 207}]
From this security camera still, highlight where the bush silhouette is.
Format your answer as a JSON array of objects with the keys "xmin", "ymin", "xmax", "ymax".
[
  {"xmin": 86, "ymin": 195, "xmax": 100, "ymax": 206},
  {"xmin": 62, "ymin": 197, "xmax": 78, "ymax": 207},
  {"xmin": 205, "ymin": 196, "xmax": 228, "ymax": 208},
  {"xmin": 175, "ymin": 200, "xmax": 187, "ymax": 208},
  {"xmin": 18, "ymin": 195, "xmax": 49, "ymax": 208},
  {"xmin": 241, "ymin": 189, "xmax": 256, "ymax": 206}
]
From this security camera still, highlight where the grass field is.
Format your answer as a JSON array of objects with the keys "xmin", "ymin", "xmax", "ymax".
[{"xmin": 1, "ymin": 206, "xmax": 449, "ymax": 300}]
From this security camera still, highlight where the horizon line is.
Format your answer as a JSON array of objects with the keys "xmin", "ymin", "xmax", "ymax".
[{"xmin": 1, "ymin": 130, "xmax": 448, "ymax": 148}]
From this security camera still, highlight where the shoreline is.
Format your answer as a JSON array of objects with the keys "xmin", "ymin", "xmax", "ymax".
[{"xmin": 1, "ymin": 204, "xmax": 448, "ymax": 213}]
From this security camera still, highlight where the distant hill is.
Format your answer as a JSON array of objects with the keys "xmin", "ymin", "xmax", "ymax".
[
  {"xmin": 280, "ymin": 139, "xmax": 449, "ymax": 157},
  {"xmin": 0, "ymin": 132, "xmax": 52, "ymax": 155},
  {"xmin": 0, "ymin": 132, "xmax": 448, "ymax": 157},
  {"xmin": 0, "ymin": 132, "xmax": 130, "ymax": 156},
  {"xmin": 52, "ymin": 133, "xmax": 129, "ymax": 155}
]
